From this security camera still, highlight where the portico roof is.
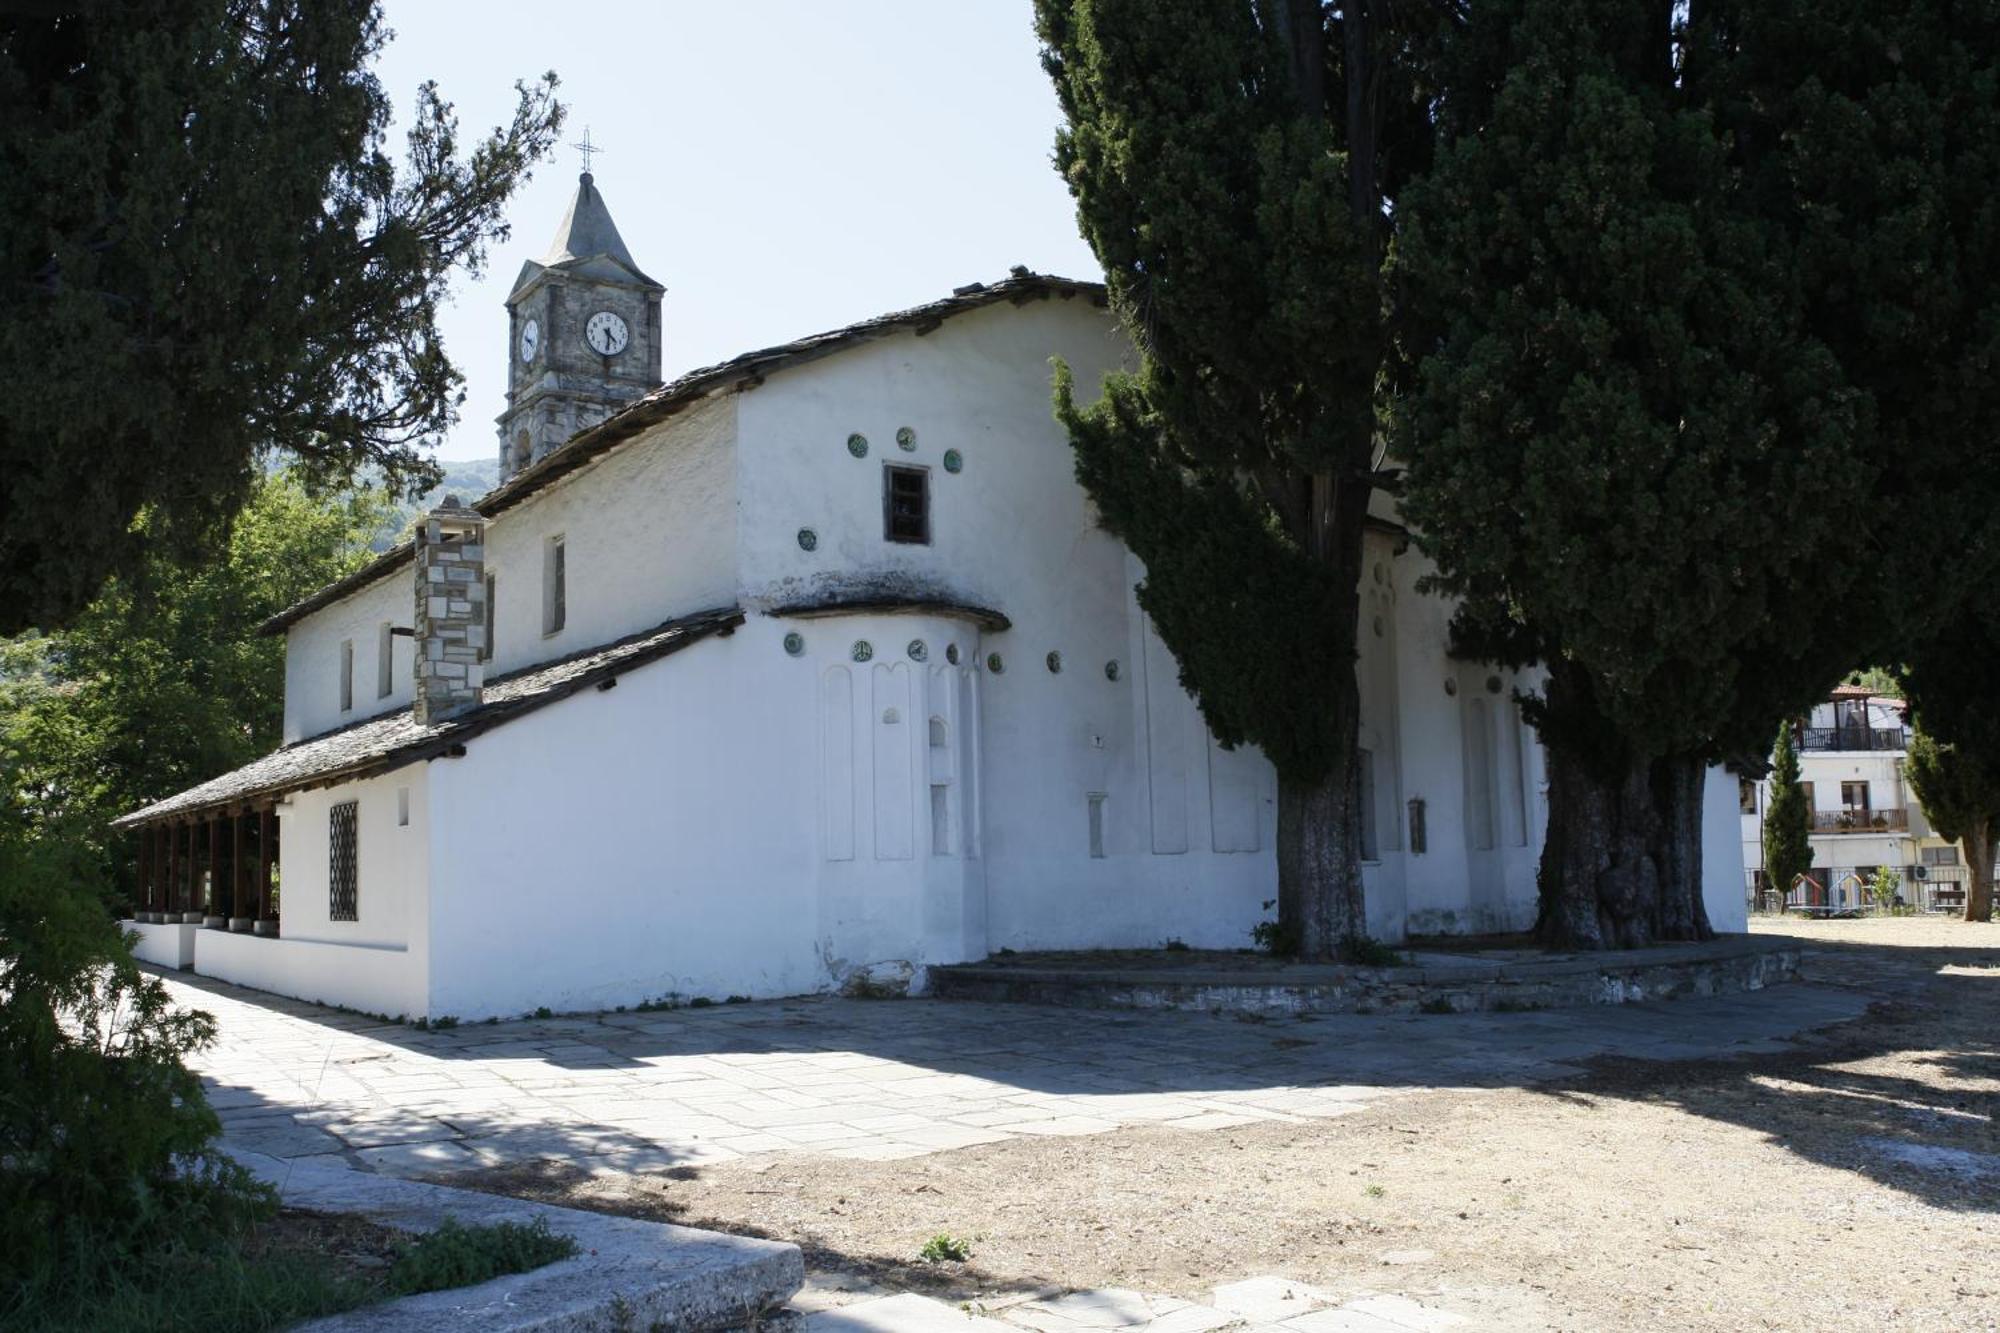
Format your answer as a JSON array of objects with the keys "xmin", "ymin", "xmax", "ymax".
[{"xmin": 113, "ymin": 606, "xmax": 743, "ymax": 829}]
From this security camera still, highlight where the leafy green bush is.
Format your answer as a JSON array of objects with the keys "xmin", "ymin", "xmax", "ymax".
[
  {"xmin": 0, "ymin": 836, "xmax": 271, "ymax": 1296},
  {"xmin": 385, "ymin": 1216, "xmax": 578, "ymax": 1296}
]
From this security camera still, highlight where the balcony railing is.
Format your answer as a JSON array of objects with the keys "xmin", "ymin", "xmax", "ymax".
[
  {"xmin": 1812, "ymin": 808, "xmax": 1908, "ymax": 834},
  {"xmin": 1800, "ymin": 726, "xmax": 1908, "ymax": 752}
]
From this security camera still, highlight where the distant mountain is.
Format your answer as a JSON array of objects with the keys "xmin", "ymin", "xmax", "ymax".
[{"xmin": 367, "ymin": 455, "xmax": 502, "ymax": 552}]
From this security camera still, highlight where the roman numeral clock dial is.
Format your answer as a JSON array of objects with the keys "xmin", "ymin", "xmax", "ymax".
[{"xmin": 585, "ymin": 310, "xmax": 630, "ymax": 356}]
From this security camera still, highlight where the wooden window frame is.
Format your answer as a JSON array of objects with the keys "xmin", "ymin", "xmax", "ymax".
[
  {"xmin": 542, "ymin": 535, "xmax": 566, "ymax": 636},
  {"xmin": 883, "ymin": 464, "xmax": 930, "ymax": 545}
]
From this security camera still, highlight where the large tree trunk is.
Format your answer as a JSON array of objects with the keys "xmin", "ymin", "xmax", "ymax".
[
  {"xmin": 1277, "ymin": 728, "xmax": 1369, "ymax": 960},
  {"xmin": 1534, "ymin": 665, "xmax": 1714, "ymax": 949},
  {"xmin": 1963, "ymin": 820, "xmax": 1995, "ymax": 924}
]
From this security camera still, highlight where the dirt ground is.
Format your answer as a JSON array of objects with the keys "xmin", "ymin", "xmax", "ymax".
[{"xmin": 449, "ymin": 918, "xmax": 2000, "ymax": 1332}]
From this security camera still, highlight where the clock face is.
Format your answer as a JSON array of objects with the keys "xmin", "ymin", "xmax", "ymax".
[
  {"xmin": 518, "ymin": 318, "xmax": 540, "ymax": 362},
  {"xmin": 584, "ymin": 310, "xmax": 630, "ymax": 356}
]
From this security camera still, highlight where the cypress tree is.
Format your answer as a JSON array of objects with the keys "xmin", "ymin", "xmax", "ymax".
[
  {"xmin": 1762, "ymin": 724, "xmax": 1811, "ymax": 912},
  {"xmin": 0, "ymin": 1, "xmax": 563, "ymax": 633},
  {"xmin": 1392, "ymin": 0, "xmax": 2000, "ymax": 945},
  {"xmin": 1900, "ymin": 601, "xmax": 2000, "ymax": 924},
  {"xmin": 1035, "ymin": 0, "xmax": 1443, "ymax": 958}
]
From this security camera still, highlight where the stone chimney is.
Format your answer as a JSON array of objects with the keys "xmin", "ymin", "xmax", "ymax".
[{"xmin": 413, "ymin": 497, "xmax": 487, "ymax": 726}]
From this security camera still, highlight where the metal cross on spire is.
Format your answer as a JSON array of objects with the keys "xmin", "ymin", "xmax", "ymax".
[{"xmin": 570, "ymin": 127, "xmax": 603, "ymax": 176}]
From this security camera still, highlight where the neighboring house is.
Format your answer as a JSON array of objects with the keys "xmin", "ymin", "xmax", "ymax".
[
  {"xmin": 113, "ymin": 172, "xmax": 1750, "ymax": 1020},
  {"xmin": 1740, "ymin": 686, "xmax": 1984, "ymax": 912}
]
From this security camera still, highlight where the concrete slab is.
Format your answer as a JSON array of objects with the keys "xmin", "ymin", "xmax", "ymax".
[
  {"xmin": 803, "ymin": 1293, "xmax": 1018, "ymax": 1331},
  {"xmin": 233, "ymin": 1150, "xmax": 802, "ymax": 1332},
  {"xmin": 1212, "ymin": 1277, "xmax": 1334, "ymax": 1323}
]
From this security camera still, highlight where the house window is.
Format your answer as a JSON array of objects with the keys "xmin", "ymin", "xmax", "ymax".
[
  {"xmin": 1087, "ymin": 793, "xmax": 1107, "ymax": 859},
  {"xmin": 480, "ymin": 573, "xmax": 496, "ymax": 663},
  {"xmin": 1841, "ymin": 781, "xmax": 1870, "ymax": 811},
  {"xmin": 339, "ymin": 640, "xmax": 354, "ymax": 712},
  {"xmin": 542, "ymin": 535, "xmax": 566, "ymax": 635},
  {"xmin": 1739, "ymin": 778, "xmax": 1757, "ymax": 814},
  {"xmin": 1800, "ymin": 781, "xmax": 1815, "ymax": 811},
  {"xmin": 884, "ymin": 465, "xmax": 929, "ymax": 544},
  {"xmin": 1923, "ymin": 845, "xmax": 1960, "ymax": 866},
  {"xmin": 329, "ymin": 800, "xmax": 358, "ymax": 921},
  {"xmin": 377, "ymin": 622, "xmax": 394, "ymax": 699},
  {"xmin": 396, "ymin": 787, "xmax": 410, "ymax": 828}
]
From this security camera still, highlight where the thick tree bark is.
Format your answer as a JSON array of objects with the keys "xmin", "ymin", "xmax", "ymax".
[
  {"xmin": 1536, "ymin": 744, "xmax": 1715, "ymax": 948},
  {"xmin": 1277, "ymin": 723, "xmax": 1369, "ymax": 960},
  {"xmin": 1963, "ymin": 821, "xmax": 1995, "ymax": 924},
  {"xmin": 1534, "ymin": 665, "xmax": 1714, "ymax": 949}
]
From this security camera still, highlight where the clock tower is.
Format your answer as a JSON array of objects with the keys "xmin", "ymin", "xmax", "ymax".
[{"xmin": 497, "ymin": 170, "xmax": 664, "ymax": 480}]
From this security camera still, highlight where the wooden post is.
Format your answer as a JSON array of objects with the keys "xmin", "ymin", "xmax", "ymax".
[
  {"xmin": 258, "ymin": 807, "xmax": 277, "ymax": 927},
  {"xmin": 206, "ymin": 814, "xmax": 221, "ymax": 920},
  {"xmin": 231, "ymin": 811, "xmax": 247, "ymax": 925},
  {"xmin": 166, "ymin": 823, "xmax": 180, "ymax": 916}
]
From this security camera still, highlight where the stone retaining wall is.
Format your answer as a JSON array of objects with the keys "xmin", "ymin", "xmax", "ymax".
[{"xmin": 931, "ymin": 938, "xmax": 1801, "ymax": 1018}]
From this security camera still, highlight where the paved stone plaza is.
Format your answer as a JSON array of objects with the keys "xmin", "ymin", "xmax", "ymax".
[{"xmin": 168, "ymin": 969, "xmax": 1868, "ymax": 1179}]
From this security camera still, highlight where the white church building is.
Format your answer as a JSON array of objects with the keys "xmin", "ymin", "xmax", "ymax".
[{"xmin": 117, "ymin": 172, "xmax": 1749, "ymax": 1021}]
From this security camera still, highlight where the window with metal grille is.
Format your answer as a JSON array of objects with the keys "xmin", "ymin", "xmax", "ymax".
[
  {"xmin": 883, "ymin": 465, "xmax": 929, "ymax": 544},
  {"xmin": 329, "ymin": 801, "xmax": 358, "ymax": 922}
]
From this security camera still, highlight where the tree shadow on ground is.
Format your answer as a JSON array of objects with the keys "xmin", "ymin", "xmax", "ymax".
[
  {"xmin": 1537, "ymin": 934, "xmax": 2000, "ymax": 1213},
  {"xmin": 423, "ymin": 1156, "xmax": 1049, "ymax": 1308}
]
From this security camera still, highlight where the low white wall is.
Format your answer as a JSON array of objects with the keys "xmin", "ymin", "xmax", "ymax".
[
  {"xmin": 195, "ymin": 927, "xmax": 425, "ymax": 1021},
  {"xmin": 127, "ymin": 920, "xmax": 195, "ymax": 970},
  {"xmin": 1702, "ymin": 766, "xmax": 1750, "ymax": 933}
]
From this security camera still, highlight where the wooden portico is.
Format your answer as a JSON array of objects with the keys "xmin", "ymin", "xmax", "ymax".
[{"xmin": 129, "ymin": 804, "xmax": 281, "ymax": 937}]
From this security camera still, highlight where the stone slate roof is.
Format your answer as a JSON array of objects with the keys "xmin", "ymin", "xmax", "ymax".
[
  {"xmin": 520, "ymin": 170, "xmax": 660, "ymax": 290},
  {"xmin": 113, "ymin": 607, "xmax": 744, "ymax": 829},
  {"xmin": 258, "ymin": 271, "xmax": 1109, "ymax": 636}
]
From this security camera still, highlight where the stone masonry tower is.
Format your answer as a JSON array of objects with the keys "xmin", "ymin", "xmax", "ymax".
[
  {"xmin": 413, "ymin": 498, "xmax": 487, "ymax": 726},
  {"xmin": 496, "ymin": 171, "xmax": 664, "ymax": 480}
]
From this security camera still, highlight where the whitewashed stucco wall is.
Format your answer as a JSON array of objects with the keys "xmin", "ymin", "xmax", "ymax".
[
  {"xmin": 283, "ymin": 576, "xmax": 416, "ymax": 743},
  {"xmin": 281, "ymin": 394, "xmax": 737, "ymax": 746},
  {"xmin": 260, "ymin": 766, "xmax": 431, "ymax": 1017},
  {"xmin": 480, "ymin": 395, "xmax": 738, "ymax": 678},
  {"xmin": 736, "ymin": 299, "xmax": 1279, "ymax": 953},
  {"xmin": 423, "ymin": 627, "xmax": 825, "ymax": 1020}
]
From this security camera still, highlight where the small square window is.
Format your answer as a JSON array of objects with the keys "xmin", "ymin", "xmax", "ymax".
[{"xmin": 884, "ymin": 465, "xmax": 929, "ymax": 544}]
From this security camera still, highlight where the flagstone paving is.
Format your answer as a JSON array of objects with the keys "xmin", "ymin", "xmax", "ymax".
[{"xmin": 157, "ymin": 967, "xmax": 1870, "ymax": 1179}]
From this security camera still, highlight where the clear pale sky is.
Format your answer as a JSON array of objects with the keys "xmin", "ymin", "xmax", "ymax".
[{"xmin": 371, "ymin": 1, "xmax": 1101, "ymax": 462}]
